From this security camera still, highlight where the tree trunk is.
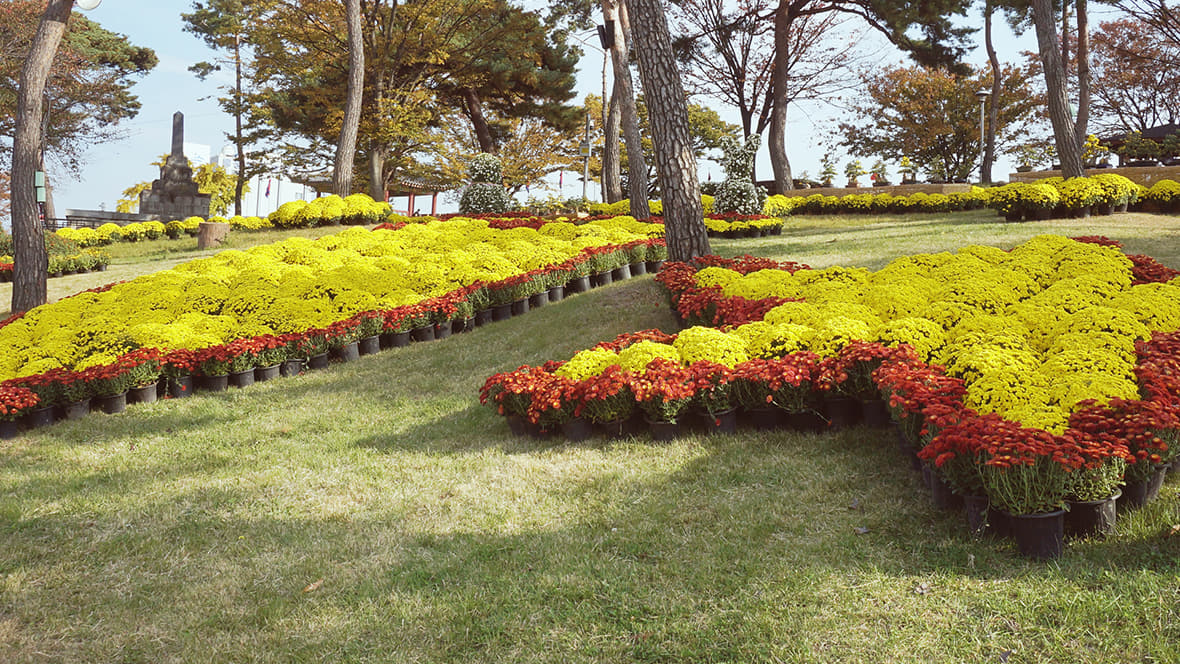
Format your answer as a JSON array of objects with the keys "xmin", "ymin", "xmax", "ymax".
[
  {"xmin": 768, "ymin": 1, "xmax": 795, "ymax": 194},
  {"xmin": 233, "ymin": 34, "xmax": 245, "ymax": 216},
  {"xmin": 11, "ymin": 0, "xmax": 72, "ymax": 314},
  {"xmin": 368, "ymin": 142, "xmax": 388, "ymax": 202},
  {"xmin": 463, "ymin": 87, "xmax": 496, "ymax": 154},
  {"xmin": 1074, "ymin": 0, "xmax": 1090, "ymax": 147},
  {"xmin": 623, "ymin": 0, "xmax": 708, "ymax": 261},
  {"xmin": 1032, "ymin": 0, "xmax": 1084, "ymax": 178},
  {"xmin": 602, "ymin": 0, "xmax": 650, "ymax": 218},
  {"xmin": 982, "ymin": 0, "xmax": 1000, "ymax": 184},
  {"xmin": 602, "ymin": 76, "xmax": 623, "ymax": 203},
  {"xmin": 332, "ymin": 0, "xmax": 364, "ymax": 197},
  {"xmin": 1061, "ymin": 0, "xmax": 1070, "ymax": 78},
  {"xmin": 368, "ymin": 74, "xmax": 388, "ymax": 201}
]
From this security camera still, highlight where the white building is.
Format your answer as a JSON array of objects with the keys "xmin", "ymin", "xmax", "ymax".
[{"xmin": 213, "ymin": 145, "xmax": 315, "ymax": 218}]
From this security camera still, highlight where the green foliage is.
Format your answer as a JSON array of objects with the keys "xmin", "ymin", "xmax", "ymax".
[
  {"xmin": 838, "ymin": 64, "xmax": 1043, "ymax": 182},
  {"xmin": 1118, "ymin": 131, "xmax": 1161, "ymax": 161},
  {"xmin": 619, "ymin": 96, "xmax": 739, "ymax": 196},
  {"xmin": 242, "ymin": 0, "xmax": 581, "ymax": 191},
  {"xmin": 0, "ymin": 2, "xmax": 157, "ymax": 174},
  {"xmin": 1163, "ymin": 132, "xmax": 1180, "ymax": 159},
  {"xmin": 820, "ymin": 154, "xmax": 838, "ymax": 185}
]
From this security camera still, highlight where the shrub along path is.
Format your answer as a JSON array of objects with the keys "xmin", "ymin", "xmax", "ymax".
[{"xmin": 1, "ymin": 211, "xmax": 1178, "ymax": 662}]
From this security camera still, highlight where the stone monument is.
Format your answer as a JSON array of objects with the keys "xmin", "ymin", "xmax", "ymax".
[{"xmin": 138, "ymin": 111, "xmax": 212, "ymax": 220}]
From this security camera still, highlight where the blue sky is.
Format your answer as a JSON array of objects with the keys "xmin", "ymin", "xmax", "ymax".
[
  {"xmin": 52, "ymin": 2, "xmax": 229, "ymax": 214},
  {"xmin": 49, "ymin": 1, "xmax": 1092, "ymax": 214}
]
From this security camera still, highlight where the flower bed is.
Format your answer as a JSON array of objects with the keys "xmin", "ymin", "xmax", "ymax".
[
  {"xmin": 0, "ymin": 230, "xmax": 110, "ymax": 280},
  {"xmin": 269, "ymin": 193, "xmax": 392, "ymax": 228},
  {"xmin": 764, "ymin": 189, "xmax": 989, "ymax": 217},
  {"xmin": 985, "ymin": 174, "xmax": 1143, "ymax": 220},
  {"xmin": 702, "ymin": 214, "xmax": 783, "ymax": 238},
  {"xmin": 0, "ymin": 215, "xmax": 667, "ymax": 423},
  {"xmin": 481, "ymin": 235, "xmax": 1180, "ymax": 554}
]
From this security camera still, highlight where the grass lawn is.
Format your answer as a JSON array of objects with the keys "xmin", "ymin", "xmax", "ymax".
[{"xmin": 1, "ymin": 211, "xmax": 1179, "ymax": 662}]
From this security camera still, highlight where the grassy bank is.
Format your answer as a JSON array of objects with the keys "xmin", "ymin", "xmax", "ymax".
[{"xmin": 1, "ymin": 213, "xmax": 1179, "ymax": 662}]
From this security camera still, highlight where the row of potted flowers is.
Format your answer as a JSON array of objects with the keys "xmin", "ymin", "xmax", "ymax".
[
  {"xmin": 269, "ymin": 193, "xmax": 393, "ymax": 228},
  {"xmin": 702, "ymin": 214, "xmax": 784, "ymax": 238},
  {"xmin": 757, "ymin": 177, "xmax": 1180, "ymax": 219},
  {"xmin": 985, "ymin": 174, "xmax": 1141, "ymax": 221},
  {"xmin": 481, "ymin": 236, "xmax": 1180, "ymax": 558},
  {"xmin": 0, "ymin": 228, "xmax": 667, "ymax": 433},
  {"xmin": 480, "ymin": 327, "xmax": 1177, "ymax": 561},
  {"xmin": 479, "ymin": 331, "xmax": 892, "ymax": 442},
  {"xmin": 764, "ymin": 190, "xmax": 990, "ymax": 216},
  {"xmin": 57, "ymin": 215, "xmax": 276, "ymax": 247},
  {"xmin": 0, "ymin": 248, "xmax": 666, "ymax": 436},
  {"xmin": 0, "ymin": 250, "xmax": 110, "ymax": 282},
  {"xmin": 0, "ymin": 217, "xmax": 667, "ymax": 385}
]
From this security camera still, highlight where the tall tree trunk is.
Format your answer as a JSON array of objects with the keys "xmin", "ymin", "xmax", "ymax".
[
  {"xmin": 463, "ymin": 87, "xmax": 496, "ymax": 154},
  {"xmin": 768, "ymin": 1, "xmax": 795, "ymax": 195},
  {"xmin": 368, "ymin": 142, "xmax": 388, "ymax": 202},
  {"xmin": 603, "ymin": 76, "xmax": 623, "ymax": 203},
  {"xmin": 1074, "ymin": 0, "xmax": 1090, "ymax": 148},
  {"xmin": 982, "ymin": 0, "xmax": 1000, "ymax": 184},
  {"xmin": 368, "ymin": 74, "xmax": 388, "ymax": 201},
  {"xmin": 623, "ymin": 0, "xmax": 708, "ymax": 261},
  {"xmin": 1032, "ymin": 0, "xmax": 1083, "ymax": 177},
  {"xmin": 1061, "ymin": 0, "xmax": 1070, "ymax": 79},
  {"xmin": 233, "ymin": 34, "xmax": 245, "ymax": 216},
  {"xmin": 602, "ymin": 0, "xmax": 650, "ymax": 218},
  {"xmin": 332, "ymin": 0, "xmax": 364, "ymax": 196},
  {"xmin": 12, "ymin": 0, "xmax": 72, "ymax": 314}
]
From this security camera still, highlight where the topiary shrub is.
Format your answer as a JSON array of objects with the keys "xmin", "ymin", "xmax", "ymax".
[
  {"xmin": 459, "ymin": 153, "xmax": 512, "ymax": 214},
  {"xmin": 713, "ymin": 134, "xmax": 767, "ymax": 215}
]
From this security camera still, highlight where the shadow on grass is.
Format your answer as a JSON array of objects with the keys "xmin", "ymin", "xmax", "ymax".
[
  {"xmin": 6, "ymin": 256, "xmax": 1180, "ymax": 659},
  {"xmin": 4, "ymin": 409, "xmax": 1179, "ymax": 661}
]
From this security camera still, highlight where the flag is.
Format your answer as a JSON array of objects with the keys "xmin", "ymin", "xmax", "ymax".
[
  {"xmin": 526, "ymin": 182, "xmax": 530, "ymax": 193},
  {"xmin": 265, "ymin": 178, "xmax": 272, "ymax": 197},
  {"xmin": 559, "ymin": 171, "xmax": 563, "ymax": 187},
  {"xmin": 707, "ymin": 172, "xmax": 712, "ymax": 182}
]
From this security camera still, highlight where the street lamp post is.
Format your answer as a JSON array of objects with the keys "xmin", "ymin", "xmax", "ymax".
[
  {"xmin": 579, "ymin": 116, "xmax": 591, "ymax": 200},
  {"xmin": 976, "ymin": 89, "xmax": 991, "ymax": 184}
]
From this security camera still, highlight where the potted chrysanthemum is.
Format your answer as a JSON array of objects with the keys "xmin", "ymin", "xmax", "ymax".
[
  {"xmin": 0, "ymin": 384, "xmax": 39, "ymax": 438},
  {"xmin": 630, "ymin": 358, "xmax": 696, "ymax": 440}
]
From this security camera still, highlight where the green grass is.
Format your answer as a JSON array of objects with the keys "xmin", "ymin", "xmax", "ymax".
[
  {"xmin": 2, "ymin": 212, "xmax": 1180, "ymax": 662},
  {"xmin": 725, "ymin": 209, "xmax": 1180, "ymax": 271}
]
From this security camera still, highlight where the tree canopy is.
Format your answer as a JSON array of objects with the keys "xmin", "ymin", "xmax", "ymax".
[
  {"xmin": 1089, "ymin": 16, "xmax": 1180, "ymax": 134},
  {"xmin": 837, "ymin": 63, "xmax": 1042, "ymax": 181},
  {"xmin": 232, "ymin": 0, "xmax": 581, "ymax": 197},
  {"xmin": 0, "ymin": 0, "xmax": 156, "ymax": 174},
  {"xmin": 670, "ymin": 0, "xmax": 868, "ymax": 141},
  {"xmin": 183, "ymin": 0, "xmax": 274, "ymax": 215}
]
